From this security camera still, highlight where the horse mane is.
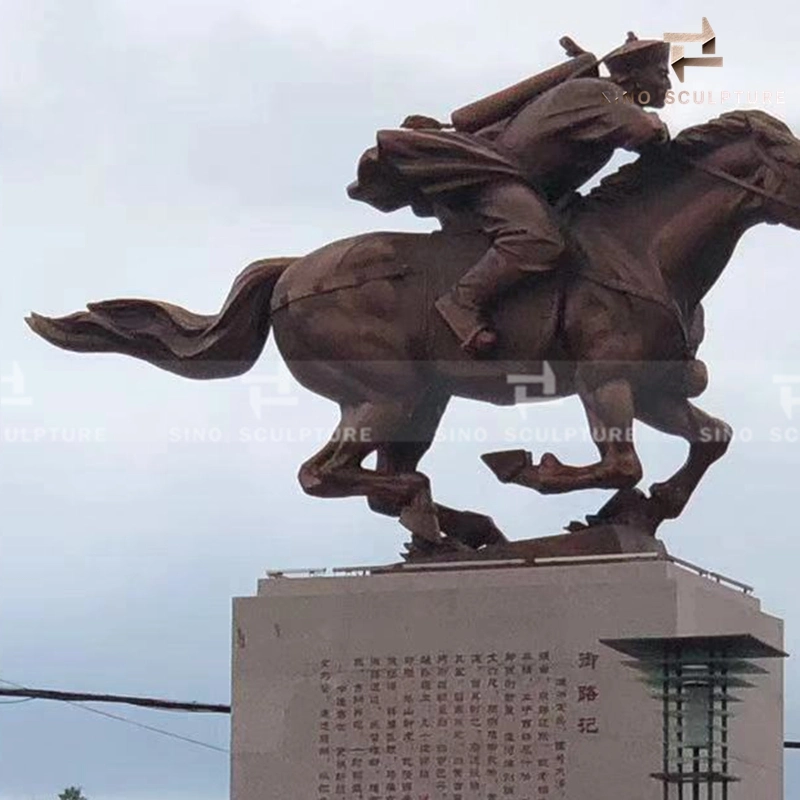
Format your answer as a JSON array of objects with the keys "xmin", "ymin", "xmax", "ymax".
[{"xmin": 581, "ymin": 110, "xmax": 796, "ymax": 209}]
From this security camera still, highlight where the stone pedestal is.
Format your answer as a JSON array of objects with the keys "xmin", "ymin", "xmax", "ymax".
[{"xmin": 231, "ymin": 558, "xmax": 784, "ymax": 800}]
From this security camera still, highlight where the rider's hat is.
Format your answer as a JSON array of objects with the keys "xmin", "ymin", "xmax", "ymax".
[{"xmin": 604, "ymin": 31, "xmax": 670, "ymax": 75}]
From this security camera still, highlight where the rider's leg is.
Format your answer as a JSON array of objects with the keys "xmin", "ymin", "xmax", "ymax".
[{"xmin": 435, "ymin": 179, "xmax": 565, "ymax": 354}]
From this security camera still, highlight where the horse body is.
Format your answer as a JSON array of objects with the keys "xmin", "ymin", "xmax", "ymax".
[
  {"xmin": 271, "ymin": 144, "xmax": 739, "ymax": 412},
  {"xmin": 271, "ymin": 230, "xmax": 570, "ymax": 406},
  {"xmin": 27, "ymin": 110, "xmax": 800, "ymax": 552}
]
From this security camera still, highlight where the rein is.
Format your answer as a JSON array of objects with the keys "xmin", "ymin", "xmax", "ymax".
[{"xmin": 678, "ymin": 137, "xmax": 800, "ymax": 212}]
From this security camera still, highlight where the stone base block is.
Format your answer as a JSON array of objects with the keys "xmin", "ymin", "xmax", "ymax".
[{"xmin": 231, "ymin": 559, "xmax": 783, "ymax": 800}]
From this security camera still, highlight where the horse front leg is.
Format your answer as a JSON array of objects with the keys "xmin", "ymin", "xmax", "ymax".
[
  {"xmin": 483, "ymin": 377, "xmax": 642, "ymax": 494},
  {"xmin": 637, "ymin": 396, "xmax": 732, "ymax": 519}
]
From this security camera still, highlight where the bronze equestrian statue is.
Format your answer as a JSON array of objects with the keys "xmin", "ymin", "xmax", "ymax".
[{"xmin": 26, "ymin": 34, "xmax": 800, "ymax": 557}]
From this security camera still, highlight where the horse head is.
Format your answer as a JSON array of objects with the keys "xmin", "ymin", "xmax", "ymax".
[{"xmin": 670, "ymin": 109, "xmax": 800, "ymax": 229}]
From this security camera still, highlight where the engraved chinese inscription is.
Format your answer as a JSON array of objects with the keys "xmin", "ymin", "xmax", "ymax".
[{"xmin": 315, "ymin": 649, "xmax": 603, "ymax": 799}]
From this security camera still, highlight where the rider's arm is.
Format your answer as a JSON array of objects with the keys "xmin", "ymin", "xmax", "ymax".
[{"xmin": 561, "ymin": 80, "xmax": 670, "ymax": 152}]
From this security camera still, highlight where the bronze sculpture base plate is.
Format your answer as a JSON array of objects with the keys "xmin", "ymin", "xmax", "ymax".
[{"xmin": 401, "ymin": 523, "xmax": 666, "ymax": 566}]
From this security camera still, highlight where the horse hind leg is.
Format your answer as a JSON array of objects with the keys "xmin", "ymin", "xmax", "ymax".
[
  {"xmin": 367, "ymin": 393, "xmax": 508, "ymax": 553},
  {"xmin": 297, "ymin": 400, "xmax": 442, "ymax": 543}
]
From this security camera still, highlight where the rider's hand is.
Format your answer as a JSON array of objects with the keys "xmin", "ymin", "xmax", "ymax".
[
  {"xmin": 631, "ymin": 116, "xmax": 670, "ymax": 157},
  {"xmin": 650, "ymin": 115, "xmax": 670, "ymax": 144}
]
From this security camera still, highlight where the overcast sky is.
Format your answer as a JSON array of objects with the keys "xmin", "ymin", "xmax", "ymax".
[{"xmin": 3, "ymin": 0, "xmax": 800, "ymax": 797}]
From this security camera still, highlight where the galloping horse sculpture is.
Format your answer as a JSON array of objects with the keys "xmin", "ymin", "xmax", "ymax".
[{"xmin": 27, "ymin": 110, "xmax": 800, "ymax": 556}]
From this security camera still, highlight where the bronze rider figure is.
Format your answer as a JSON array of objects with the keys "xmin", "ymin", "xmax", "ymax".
[{"xmin": 348, "ymin": 33, "xmax": 673, "ymax": 355}]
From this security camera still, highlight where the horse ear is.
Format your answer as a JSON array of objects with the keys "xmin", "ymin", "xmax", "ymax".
[{"xmin": 721, "ymin": 110, "xmax": 755, "ymax": 134}]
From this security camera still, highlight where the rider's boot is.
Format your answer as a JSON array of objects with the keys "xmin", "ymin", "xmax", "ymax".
[{"xmin": 435, "ymin": 248, "xmax": 550, "ymax": 356}]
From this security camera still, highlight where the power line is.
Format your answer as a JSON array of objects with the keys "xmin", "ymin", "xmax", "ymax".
[
  {"xmin": 2, "ymin": 676, "xmax": 798, "ymax": 754},
  {"xmin": 0, "ymin": 687, "xmax": 229, "ymax": 714},
  {"xmin": 64, "ymin": 702, "xmax": 229, "ymax": 754},
  {"xmin": 0, "ymin": 677, "xmax": 228, "ymax": 754}
]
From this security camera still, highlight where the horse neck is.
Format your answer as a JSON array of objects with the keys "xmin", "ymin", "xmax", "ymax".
[
  {"xmin": 654, "ymin": 172, "xmax": 756, "ymax": 309},
  {"xmin": 588, "ymin": 153, "xmax": 763, "ymax": 310}
]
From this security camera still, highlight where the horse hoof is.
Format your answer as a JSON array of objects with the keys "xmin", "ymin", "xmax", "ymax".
[
  {"xmin": 482, "ymin": 449, "xmax": 531, "ymax": 482},
  {"xmin": 648, "ymin": 482, "xmax": 688, "ymax": 519},
  {"xmin": 399, "ymin": 492, "xmax": 441, "ymax": 543}
]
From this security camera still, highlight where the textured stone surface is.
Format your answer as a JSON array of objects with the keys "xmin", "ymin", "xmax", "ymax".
[{"xmin": 231, "ymin": 560, "xmax": 783, "ymax": 800}]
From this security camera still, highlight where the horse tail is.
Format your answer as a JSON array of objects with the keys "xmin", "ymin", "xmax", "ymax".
[{"xmin": 26, "ymin": 257, "xmax": 296, "ymax": 380}]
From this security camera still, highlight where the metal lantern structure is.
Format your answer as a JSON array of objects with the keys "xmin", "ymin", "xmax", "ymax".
[{"xmin": 601, "ymin": 634, "xmax": 786, "ymax": 799}]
